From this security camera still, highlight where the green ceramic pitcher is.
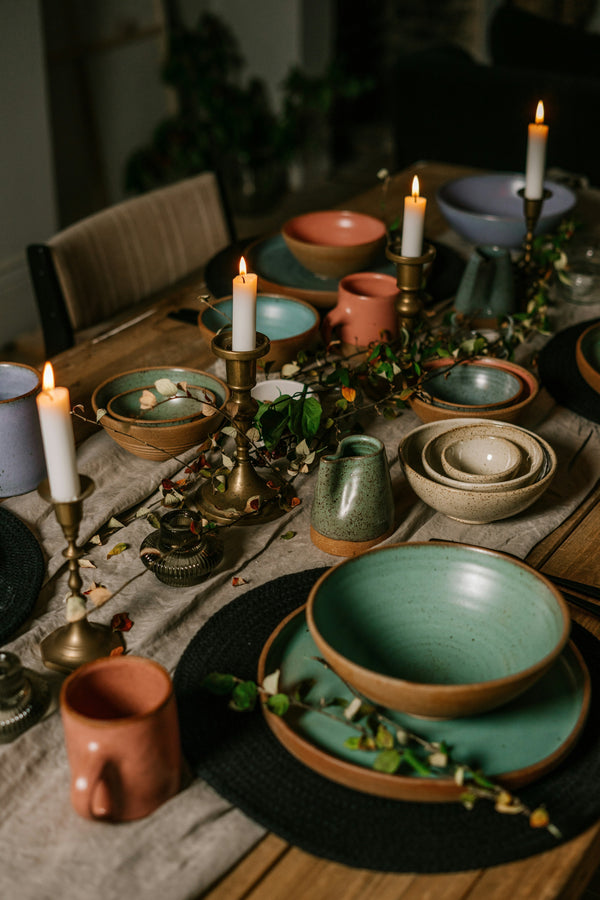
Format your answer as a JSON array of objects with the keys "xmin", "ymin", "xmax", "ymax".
[
  {"xmin": 454, "ymin": 244, "xmax": 515, "ymax": 321},
  {"xmin": 310, "ymin": 434, "xmax": 395, "ymax": 557}
]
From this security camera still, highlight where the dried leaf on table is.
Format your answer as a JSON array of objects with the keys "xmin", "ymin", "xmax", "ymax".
[
  {"xmin": 89, "ymin": 534, "xmax": 102, "ymax": 545},
  {"xmin": 110, "ymin": 646, "xmax": 125, "ymax": 657},
  {"xmin": 107, "ymin": 542, "xmax": 128, "ymax": 559},
  {"xmin": 107, "ymin": 517, "xmax": 124, "ymax": 529},
  {"xmin": 96, "ymin": 408, "xmax": 107, "ymax": 422},
  {"xmin": 78, "ymin": 558, "xmax": 96, "ymax": 569},
  {"xmin": 111, "ymin": 612, "xmax": 134, "ymax": 632},
  {"xmin": 232, "ymin": 576, "xmax": 247, "ymax": 587},
  {"xmin": 280, "ymin": 531, "xmax": 296, "ymax": 541},
  {"xmin": 86, "ymin": 585, "xmax": 113, "ymax": 608}
]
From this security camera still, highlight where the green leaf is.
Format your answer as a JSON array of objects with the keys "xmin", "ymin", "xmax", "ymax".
[
  {"xmin": 301, "ymin": 397, "xmax": 322, "ymax": 438},
  {"xmin": 375, "ymin": 724, "xmax": 394, "ymax": 750},
  {"xmin": 280, "ymin": 531, "xmax": 296, "ymax": 540},
  {"xmin": 402, "ymin": 747, "xmax": 433, "ymax": 777},
  {"xmin": 267, "ymin": 693, "xmax": 290, "ymax": 716},
  {"xmin": 201, "ymin": 672, "xmax": 235, "ymax": 695},
  {"xmin": 373, "ymin": 749, "xmax": 402, "ymax": 774},
  {"xmin": 230, "ymin": 680, "xmax": 258, "ymax": 711},
  {"xmin": 344, "ymin": 735, "xmax": 362, "ymax": 750}
]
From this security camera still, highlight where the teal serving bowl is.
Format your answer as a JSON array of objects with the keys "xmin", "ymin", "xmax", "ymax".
[
  {"xmin": 306, "ymin": 542, "xmax": 570, "ymax": 719},
  {"xmin": 421, "ymin": 362, "xmax": 523, "ymax": 411},
  {"xmin": 107, "ymin": 383, "xmax": 215, "ymax": 425},
  {"xmin": 198, "ymin": 294, "xmax": 319, "ymax": 368},
  {"xmin": 91, "ymin": 367, "xmax": 229, "ymax": 461}
]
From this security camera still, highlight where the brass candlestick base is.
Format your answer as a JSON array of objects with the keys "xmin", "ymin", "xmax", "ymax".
[
  {"xmin": 518, "ymin": 187, "xmax": 552, "ymax": 269},
  {"xmin": 196, "ymin": 332, "xmax": 285, "ymax": 525},
  {"xmin": 385, "ymin": 241, "xmax": 436, "ymax": 334},
  {"xmin": 38, "ymin": 476, "xmax": 124, "ymax": 674}
]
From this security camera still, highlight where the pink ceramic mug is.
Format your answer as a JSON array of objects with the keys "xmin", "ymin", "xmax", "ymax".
[
  {"xmin": 322, "ymin": 272, "xmax": 399, "ymax": 348},
  {"xmin": 60, "ymin": 655, "xmax": 182, "ymax": 822}
]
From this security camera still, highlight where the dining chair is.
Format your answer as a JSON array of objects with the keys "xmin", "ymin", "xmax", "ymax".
[{"xmin": 27, "ymin": 171, "xmax": 236, "ymax": 356}]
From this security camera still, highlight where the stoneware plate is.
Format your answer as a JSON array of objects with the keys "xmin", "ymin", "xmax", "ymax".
[
  {"xmin": 107, "ymin": 384, "xmax": 214, "ymax": 425},
  {"xmin": 258, "ymin": 606, "xmax": 589, "ymax": 802},
  {"xmin": 575, "ymin": 321, "xmax": 600, "ymax": 395}
]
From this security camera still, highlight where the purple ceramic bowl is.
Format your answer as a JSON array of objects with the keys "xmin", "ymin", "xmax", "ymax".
[{"xmin": 437, "ymin": 173, "xmax": 575, "ymax": 248}]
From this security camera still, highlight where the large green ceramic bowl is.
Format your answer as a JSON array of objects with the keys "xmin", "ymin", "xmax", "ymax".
[
  {"xmin": 91, "ymin": 367, "xmax": 229, "ymax": 461},
  {"xmin": 306, "ymin": 542, "xmax": 570, "ymax": 719},
  {"xmin": 198, "ymin": 294, "xmax": 319, "ymax": 369}
]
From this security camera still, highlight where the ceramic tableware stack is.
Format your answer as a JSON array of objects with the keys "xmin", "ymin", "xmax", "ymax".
[
  {"xmin": 398, "ymin": 417, "xmax": 557, "ymax": 524},
  {"xmin": 409, "ymin": 356, "xmax": 539, "ymax": 424},
  {"xmin": 91, "ymin": 366, "xmax": 230, "ymax": 460},
  {"xmin": 258, "ymin": 542, "xmax": 587, "ymax": 803}
]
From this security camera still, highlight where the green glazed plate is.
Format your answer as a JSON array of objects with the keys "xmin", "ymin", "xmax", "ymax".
[{"xmin": 258, "ymin": 606, "xmax": 590, "ymax": 802}]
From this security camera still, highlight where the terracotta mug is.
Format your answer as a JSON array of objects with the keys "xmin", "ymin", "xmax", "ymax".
[
  {"xmin": 60, "ymin": 655, "xmax": 182, "ymax": 822},
  {"xmin": 322, "ymin": 272, "xmax": 399, "ymax": 349}
]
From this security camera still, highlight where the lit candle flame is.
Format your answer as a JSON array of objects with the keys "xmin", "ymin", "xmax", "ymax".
[
  {"xmin": 239, "ymin": 256, "xmax": 247, "ymax": 277},
  {"xmin": 42, "ymin": 361, "xmax": 55, "ymax": 391},
  {"xmin": 411, "ymin": 175, "xmax": 420, "ymax": 201},
  {"xmin": 535, "ymin": 100, "xmax": 545, "ymax": 125}
]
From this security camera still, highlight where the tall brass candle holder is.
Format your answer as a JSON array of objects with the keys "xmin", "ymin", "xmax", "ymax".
[
  {"xmin": 38, "ymin": 475, "xmax": 124, "ymax": 674},
  {"xmin": 518, "ymin": 187, "xmax": 552, "ymax": 269},
  {"xmin": 196, "ymin": 331, "xmax": 284, "ymax": 525},
  {"xmin": 385, "ymin": 241, "xmax": 437, "ymax": 334}
]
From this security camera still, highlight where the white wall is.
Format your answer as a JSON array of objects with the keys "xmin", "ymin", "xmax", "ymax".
[{"xmin": 0, "ymin": 0, "xmax": 57, "ymax": 346}]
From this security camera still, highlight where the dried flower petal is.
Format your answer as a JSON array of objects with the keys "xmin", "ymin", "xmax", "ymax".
[
  {"xmin": 232, "ymin": 576, "xmax": 247, "ymax": 587},
  {"xmin": 139, "ymin": 389, "xmax": 157, "ymax": 410},
  {"xmin": 78, "ymin": 559, "xmax": 96, "ymax": 569},
  {"xmin": 66, "ymin": 596, "xmax": 87, "ymax": 622},
  {"xmin": 529, "ymin": 807, "xmax": 550, "ymax": 829},
  {"xmin": 110, "ymin": 646, "xmax": 125, "ymax": 657},
  {"xmin": 262, "ymin": 670, "xmax": 280, "ymax": 695},
  {"xmin": 111, "ymin": 612, "xmax": 133, "ymax": 632},
  {"xmin": 86, "ymin": 586, "xmax": 112, "ymax": 608}
]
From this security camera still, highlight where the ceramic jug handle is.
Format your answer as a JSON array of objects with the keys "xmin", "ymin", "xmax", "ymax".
[
  {"xmin": 321, "ymin": 307, "xmax": 343, "ymax": 345},
  {"xmin": 76, "ymin": 754, "xmax": 114, "ymax": 820}
]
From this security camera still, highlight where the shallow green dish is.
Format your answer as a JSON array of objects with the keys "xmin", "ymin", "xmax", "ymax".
[
  {"xmin": 423, "ymin": 363, "xmax": 522, "ymax": 411},
  {"xmin": 107, "ymin": 384, "xmax": 213, "ymax": 425},
  {"xmin": 258, "ymin": 606, "xmax": 589, "ymax": 802}
]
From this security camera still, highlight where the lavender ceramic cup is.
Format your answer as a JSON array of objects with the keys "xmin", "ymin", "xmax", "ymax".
[{"xmin": 0, "ymin": 362, "xmax": 46, "ymax": 497}]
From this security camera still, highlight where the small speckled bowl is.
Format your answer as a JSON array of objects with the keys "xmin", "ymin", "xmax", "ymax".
[
  {"xmin": 420, "ymin": 362, "xmax": 522, "ymax": 411},
  {"xmin": 306, "ymin": 541, "xmax": 570, "ymax": 719},
  {"xmin": 399, "ymin": 418, "xmax": 556, "ymax": 522}
]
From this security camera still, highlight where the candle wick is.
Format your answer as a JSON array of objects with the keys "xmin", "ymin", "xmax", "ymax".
[{"xmin": 241, "ymin": 274, "xmax": 246, "ymax": 283}]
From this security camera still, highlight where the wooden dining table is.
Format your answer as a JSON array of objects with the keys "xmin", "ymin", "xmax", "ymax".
[{"xmin": 46, "ymin": 161, "xmax": 600, "ymax": 900}]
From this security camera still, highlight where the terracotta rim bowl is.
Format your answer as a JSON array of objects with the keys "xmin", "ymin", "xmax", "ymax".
[
  {"xmin": 198, "ymin": 294, "xmax": 319, "ymax": 369},
  {"xmin": 282, "ymin": 210, "xmax": 386, "ymax": 279},
  {"xmin": 91, "ymin": 367, "xmax": 230, "ymax": 461},
  {"xmin": 306, "ymin": 541, "xmax": 570, "ymax": 719},
  {"xmin": 409, "ymin": 357, "xmax": 539, "ymax": 424},
  {"xmin": 575, "ymin": 321, "xmax": 600, "ymax": 395},
  {"xmin": 415, "ymin": 361, "xmax": 523, "ymax": 412},
  {"xmin": 398, "ymin": 417, "xmax": 557, "ymax": 523},
  {"xmin": 421, "ymin": 421, "xmax": 544, "ymax": 492}
]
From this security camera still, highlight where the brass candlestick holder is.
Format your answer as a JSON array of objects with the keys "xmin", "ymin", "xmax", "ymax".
[
  {"xmin": 518, "ymin": 187, "xmax": 552, "ymax": 269},
  {"xmin": 196, "ymin": 331, "xmax": 284, "ymax": 525},
  {"xmin": 38, "ymin": 475, "xmax": 124, "ymax": 674},
  {"xmin": 385, "ymin": 241, "xmax": 437, "ymax": 334}
]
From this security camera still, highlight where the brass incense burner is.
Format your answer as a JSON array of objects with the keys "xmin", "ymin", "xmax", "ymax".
[
  {"xmin": 38, "ymin": 475, "xmax": 124, "ymax": 673},
  {"xmin": 196, "ymin": 331, "xmax": 285, "ymax": 525}
]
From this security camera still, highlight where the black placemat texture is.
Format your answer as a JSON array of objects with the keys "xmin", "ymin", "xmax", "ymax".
[
  {"xmin": 0, "ymin": 507, "xmax": 44, "ymax": 645},
  {"xmin": 538, "ymin": 317, "xmax": 600, "ymax": 424},
  {"xmin": 174, "ymin": 567, "xmax": 600, "ymax": 874}
]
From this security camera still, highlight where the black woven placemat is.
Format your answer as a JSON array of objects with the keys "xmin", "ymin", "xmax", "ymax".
[
  {"xmin": 538, "ymin": 317, "xmax": 600, "ymax": 424},
  {"xmin": 0, "ymin": 507, "xmax": 44, "ymax": 645},
  {"xmin": 174, "ymin": 568, "xmax": 600, "ymax": 873}
]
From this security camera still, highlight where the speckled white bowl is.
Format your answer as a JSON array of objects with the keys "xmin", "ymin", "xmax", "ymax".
[
  {"xmin": 399, "ymin": 418, "xmax": 557, "ymax": 523},
  {"xmin": 440, "ymin": 434, "xmax": 521, "ymax": 483},
  {"xmin": 421, "ymin": 421, "xmax": 545, "ymax": 493}
]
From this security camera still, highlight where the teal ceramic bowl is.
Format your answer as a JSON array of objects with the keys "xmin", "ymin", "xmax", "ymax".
[
  {"xmin": 198, "ymin": 294, "xmax": 319, "ymax": 369},
  {"xmin": 107, "ymin": 384, "xmax": 215, "ymax": 425},
  {"xmin": 306, "ymin": 542, "xmax": 570, "ymax": 719},
  {"xmin": 420, "ymin": 362, "xmax": 523, "ymax": 411},
  {"xmin": 91, "ymin": 367, "xmax": 229, "ymax": 461}
]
